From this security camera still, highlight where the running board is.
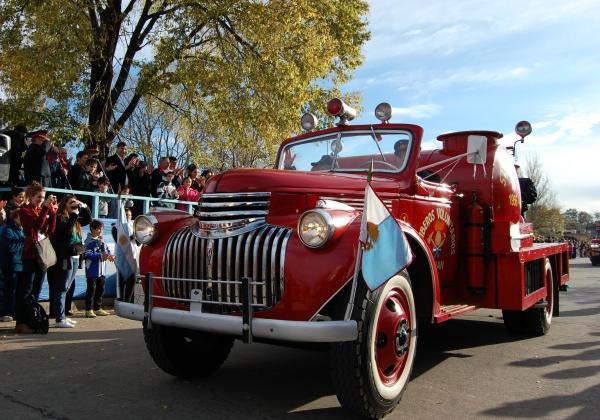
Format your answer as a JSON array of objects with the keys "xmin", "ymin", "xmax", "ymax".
[{"xmin": 434, "ymin": 304, "xmax": 478, "ymax": 323}]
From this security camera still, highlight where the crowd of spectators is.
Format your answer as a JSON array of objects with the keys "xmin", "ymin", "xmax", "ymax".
[
  {"xmin": 0, "ymin": 126, "xmax": 216, "ymax": 334},
  {"xmin": 3, "ymin": 126, "xmax": 215, "ymax": 217}
]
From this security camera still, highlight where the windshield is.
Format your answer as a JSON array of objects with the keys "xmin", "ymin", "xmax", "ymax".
[{"xmin": 278, "ymin": 129, "xmax": 413, "ymax": 173}]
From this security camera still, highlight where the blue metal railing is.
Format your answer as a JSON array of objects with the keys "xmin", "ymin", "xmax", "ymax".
[{"xmin": 0, "ymin": 186, "xmax": 198, "ymax": 217}]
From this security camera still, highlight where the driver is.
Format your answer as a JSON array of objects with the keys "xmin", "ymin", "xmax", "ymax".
[
  {"xmin": 393, "ymin": 139, "xmax": 409, "ymax": 163},
  {"xmin": 311, "ymin": 154, "xmax": 336, "ymax": 171}
]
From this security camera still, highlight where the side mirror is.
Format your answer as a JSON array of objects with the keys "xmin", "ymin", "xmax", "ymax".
[{"xmin": 467, "ymin": 135, "xmax": 487, "ymax": 164}]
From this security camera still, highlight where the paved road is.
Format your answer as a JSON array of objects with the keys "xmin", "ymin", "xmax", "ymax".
[{"xmin": 1, "ymin": 257, "xmax": 599, "ymax": 419}]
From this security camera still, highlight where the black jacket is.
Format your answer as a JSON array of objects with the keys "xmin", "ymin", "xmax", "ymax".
[
  {"xmin": 23, "ymin": 141, "xmax": 52, "ymax": 186},
  {"xmin": 105, "ymin": 154, "xmax": 127, "ymax": 192},
  {"xmin": 50, "ymin": 208, "xmax": 92, "ymax": 270}
]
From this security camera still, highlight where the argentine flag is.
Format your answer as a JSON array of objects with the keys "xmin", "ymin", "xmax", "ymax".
[
  {"xmin": 115, "ymin": 202, "xmax": 137, "ymax": 287},
  {"xmin": 359, "ymin": 184, "xmax": 413, "ymax": 290}
]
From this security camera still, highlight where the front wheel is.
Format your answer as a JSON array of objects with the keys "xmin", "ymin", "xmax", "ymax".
[
  {"xmin": 143, "ymin": 320, "xmax": 234, "ymax": 379},
  {"xmin": 330, "ymin": 272, "xmax": 417, "ymax": 419}
]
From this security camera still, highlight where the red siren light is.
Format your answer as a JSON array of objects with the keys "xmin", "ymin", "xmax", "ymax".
[
  {"xmin": 326, "ymin": 98, "xmax": 356, "ymax": 125},
  {"xmin": 327, "ymin": 98, "xmax": 343, "ymax": 116}
]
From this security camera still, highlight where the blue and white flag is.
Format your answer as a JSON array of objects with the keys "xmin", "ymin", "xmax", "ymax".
[
  {"xmin": 359, "ymin": 184, "xmax": 413, "ymax": 290},
  {"xmin": 115, "ymin": 201, "xmax": 137, "ymax": 283}
]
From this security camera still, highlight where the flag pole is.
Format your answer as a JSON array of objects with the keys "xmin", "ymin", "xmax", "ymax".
[{"xmin": 344, "ymin": 160, "xmax": 374, "ymax": 320}]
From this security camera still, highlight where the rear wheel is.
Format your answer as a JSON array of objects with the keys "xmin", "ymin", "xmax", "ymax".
[
  {"xmin": 523, "ymin": 259, "xmax": 554, "ymax": 335},
  {"xmin": 143, "ymin": 320, "xmax": 234, "ymax": 379},
  {"xmin": 501, "ymin": 309, "xmax": 525, "ymax": 333},
  {"xmin": 330, "ymin": 272, "xmax": 417, "ymax": 419},
  {"xmin": 502, "ymin": 259, "xmax": 554, "ymax": 336}
]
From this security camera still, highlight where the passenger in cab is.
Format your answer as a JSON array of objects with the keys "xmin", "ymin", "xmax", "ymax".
[{"xmin": 310, "ymin": 155, "xmax": 337, "ymax": 171}]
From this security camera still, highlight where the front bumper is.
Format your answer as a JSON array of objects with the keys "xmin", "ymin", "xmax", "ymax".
[{"xmin": 115, "ymin": 300, "xmax": 358, "ymax": 343}]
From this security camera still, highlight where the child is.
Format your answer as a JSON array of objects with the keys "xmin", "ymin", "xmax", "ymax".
[
  {"xmin": 0, "ymin": 209, "xmax": 25, "ymax": 322},
  {"xmin": 78, "ymin": 158, "xmax": 100, "ymax": 191},
  {"xmin": 96, "ymin": 176, "xmax": 111, "ymax": 218},
  {"xmin": 78, "ymin": 158, "xmax": 100, "ymax": 208},
  {"xmin": 176, "ymin": 177, "xmax": 200, "ymax": 211},
  {"xmin": 118, "ymin": 185, "xmax": 135, "ymax": 210},
  {"xmin": 157, "ymin": 170, "xmax": 179, "ymax": 208},
  {"xmin": 83, "ymin": 219, "xmax": 115, "ymax": 317}
]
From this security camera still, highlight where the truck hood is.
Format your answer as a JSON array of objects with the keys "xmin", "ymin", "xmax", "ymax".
[{"xmin": 208, "ymin": 168, "xmax": 405, "ymax": 196}]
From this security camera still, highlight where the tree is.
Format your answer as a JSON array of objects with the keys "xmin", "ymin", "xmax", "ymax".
[
  {"xmin": 578, "ymin": 211, "xmax": 593, "ymax": 229},
  {"xmin": 562, "ymin": 208, "xmax": 579, "ymax": 231},
  {"xmin": 522, "ymin": 152, "xmax": 565, "ymax": 237},
  {"xmin": 116, "ymin": 92, "xmax": 193, "ymax": 167},
  {"xmin": 0, "ymin": 1, "xmax": 369, "ymax": 156}
]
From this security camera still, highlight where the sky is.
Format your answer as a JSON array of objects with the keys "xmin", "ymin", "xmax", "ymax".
[{"xmin": 344, "ymin": 0, "xmax": 600, "ymax": 215}]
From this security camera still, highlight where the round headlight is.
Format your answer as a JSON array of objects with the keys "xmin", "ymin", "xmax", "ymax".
[
  {"xmin": 134, "ymin": 215, "xmax": 158, "ymax": 244},
  {"xmin": 298, "ymin": 209, "xmax": 335, "ymax": 248}
]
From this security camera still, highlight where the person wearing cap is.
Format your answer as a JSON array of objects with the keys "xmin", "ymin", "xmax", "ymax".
[
  {"xmin": 23, "ymin": 130, "xmax": 52, "ymax": 187},
  {"xmin": 310, "ymin": 154, "xmax": 337, "ymax": 171},
  {"xmin": 393, "ymin": 139, "xmax": 409, "ymax": 163}
]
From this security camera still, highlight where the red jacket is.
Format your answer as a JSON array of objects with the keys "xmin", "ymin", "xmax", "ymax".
[
  {"xmin": 19, "ymin": 204, "xmax": 57, "ymax": 260},
  {"xmin": 176, "ymin": 186, "xmax": 200, "ymax": 211}
]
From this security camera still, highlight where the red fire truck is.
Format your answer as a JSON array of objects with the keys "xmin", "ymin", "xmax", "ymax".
[{"xmin": 116, "ymin": 100, "xmax": 569, "ymax": 419}]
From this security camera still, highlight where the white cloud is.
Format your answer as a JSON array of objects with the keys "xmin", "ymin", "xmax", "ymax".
[
  {"xmin": 365, "ymin": 0, "xmax": 600, "ymax": 60},
  {"xmin": 503, "ymin": 111, "xmax": 600, "ymax": 147},
  {"xmin": 394, "ymin": 66, "xmax": 531, "ymax": 93},
  {"xmin": 392, "ymin": 104, "xmax": 440, "ymax": 119},
  {"xmin": 558, "ymin": 113, "xmax": 600, "ymax": 136}
]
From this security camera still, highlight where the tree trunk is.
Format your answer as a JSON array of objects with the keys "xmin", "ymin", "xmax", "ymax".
[
  {"xmin": 86, "ymin": 2, "xmax": 122, "ymax": 158},
  {"xmin": 88, "ymin": 59, "xmax": 112, "ymax": 155}
]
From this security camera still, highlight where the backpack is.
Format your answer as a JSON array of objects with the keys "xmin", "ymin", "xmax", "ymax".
[{"xmin": 24, "ymin": 297, "xmax": 49, "ymax": 334}]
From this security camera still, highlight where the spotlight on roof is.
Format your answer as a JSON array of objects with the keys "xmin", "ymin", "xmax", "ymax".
[
  {"xmin": 300, "ymin": 112, "xmax": 319, "ymax": 131},
  {"xmin": 375, "ymin": 102, "xmax": 393, "ymax": 123}
]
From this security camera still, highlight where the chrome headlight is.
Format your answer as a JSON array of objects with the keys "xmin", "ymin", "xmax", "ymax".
[
  {"xmin": 133, "ymin": 215, "xmax": 158, "ymax": 244},
  {"xmin": 298, "ymin": 209, "xmax": 335, "ymax": 248}
]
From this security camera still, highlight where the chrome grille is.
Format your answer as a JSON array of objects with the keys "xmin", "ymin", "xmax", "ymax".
[
  {"xmin": 163, "ymin": 225, "xmax": 292, "ymax": 313},
  {"xmin": 194, "ymin": 192, "xmax": 271, "ymax": 238}
]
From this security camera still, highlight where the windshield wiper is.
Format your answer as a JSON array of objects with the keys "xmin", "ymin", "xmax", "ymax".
[{"xmin": 369, "ymin": 125, "xmax": 386, "ymax": 162}]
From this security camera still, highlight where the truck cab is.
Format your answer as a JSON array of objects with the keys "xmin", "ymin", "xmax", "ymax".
[{"xmin": 116, "ymin": 100, "xmax": 569, "ymax": 419}]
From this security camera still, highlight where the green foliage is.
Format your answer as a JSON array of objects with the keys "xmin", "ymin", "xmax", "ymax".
[
  {"xmin": 528, "ymin": 205, "xmax": 565, "ymax": 238},
  {"xmin": 0, "ymin": 0, "xmax": 369, "ymax": 163}
]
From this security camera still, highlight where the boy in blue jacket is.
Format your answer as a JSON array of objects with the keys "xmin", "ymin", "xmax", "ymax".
[
  {"xmin": 0, "ymin": 209, "xmax": 25, "ymax": 322},
  {"xmin": 84, "ymin": 219, "xmax": 114, "ymax": 317}
]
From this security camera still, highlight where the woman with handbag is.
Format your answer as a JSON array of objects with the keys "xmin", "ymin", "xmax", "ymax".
[
  {"xmin": 48, "ymin": 195, "xmax": 91, "ymax": 328},
  {"xmin": 15, "ymin": 181, "xmax": 57, "ymax": 334}
]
